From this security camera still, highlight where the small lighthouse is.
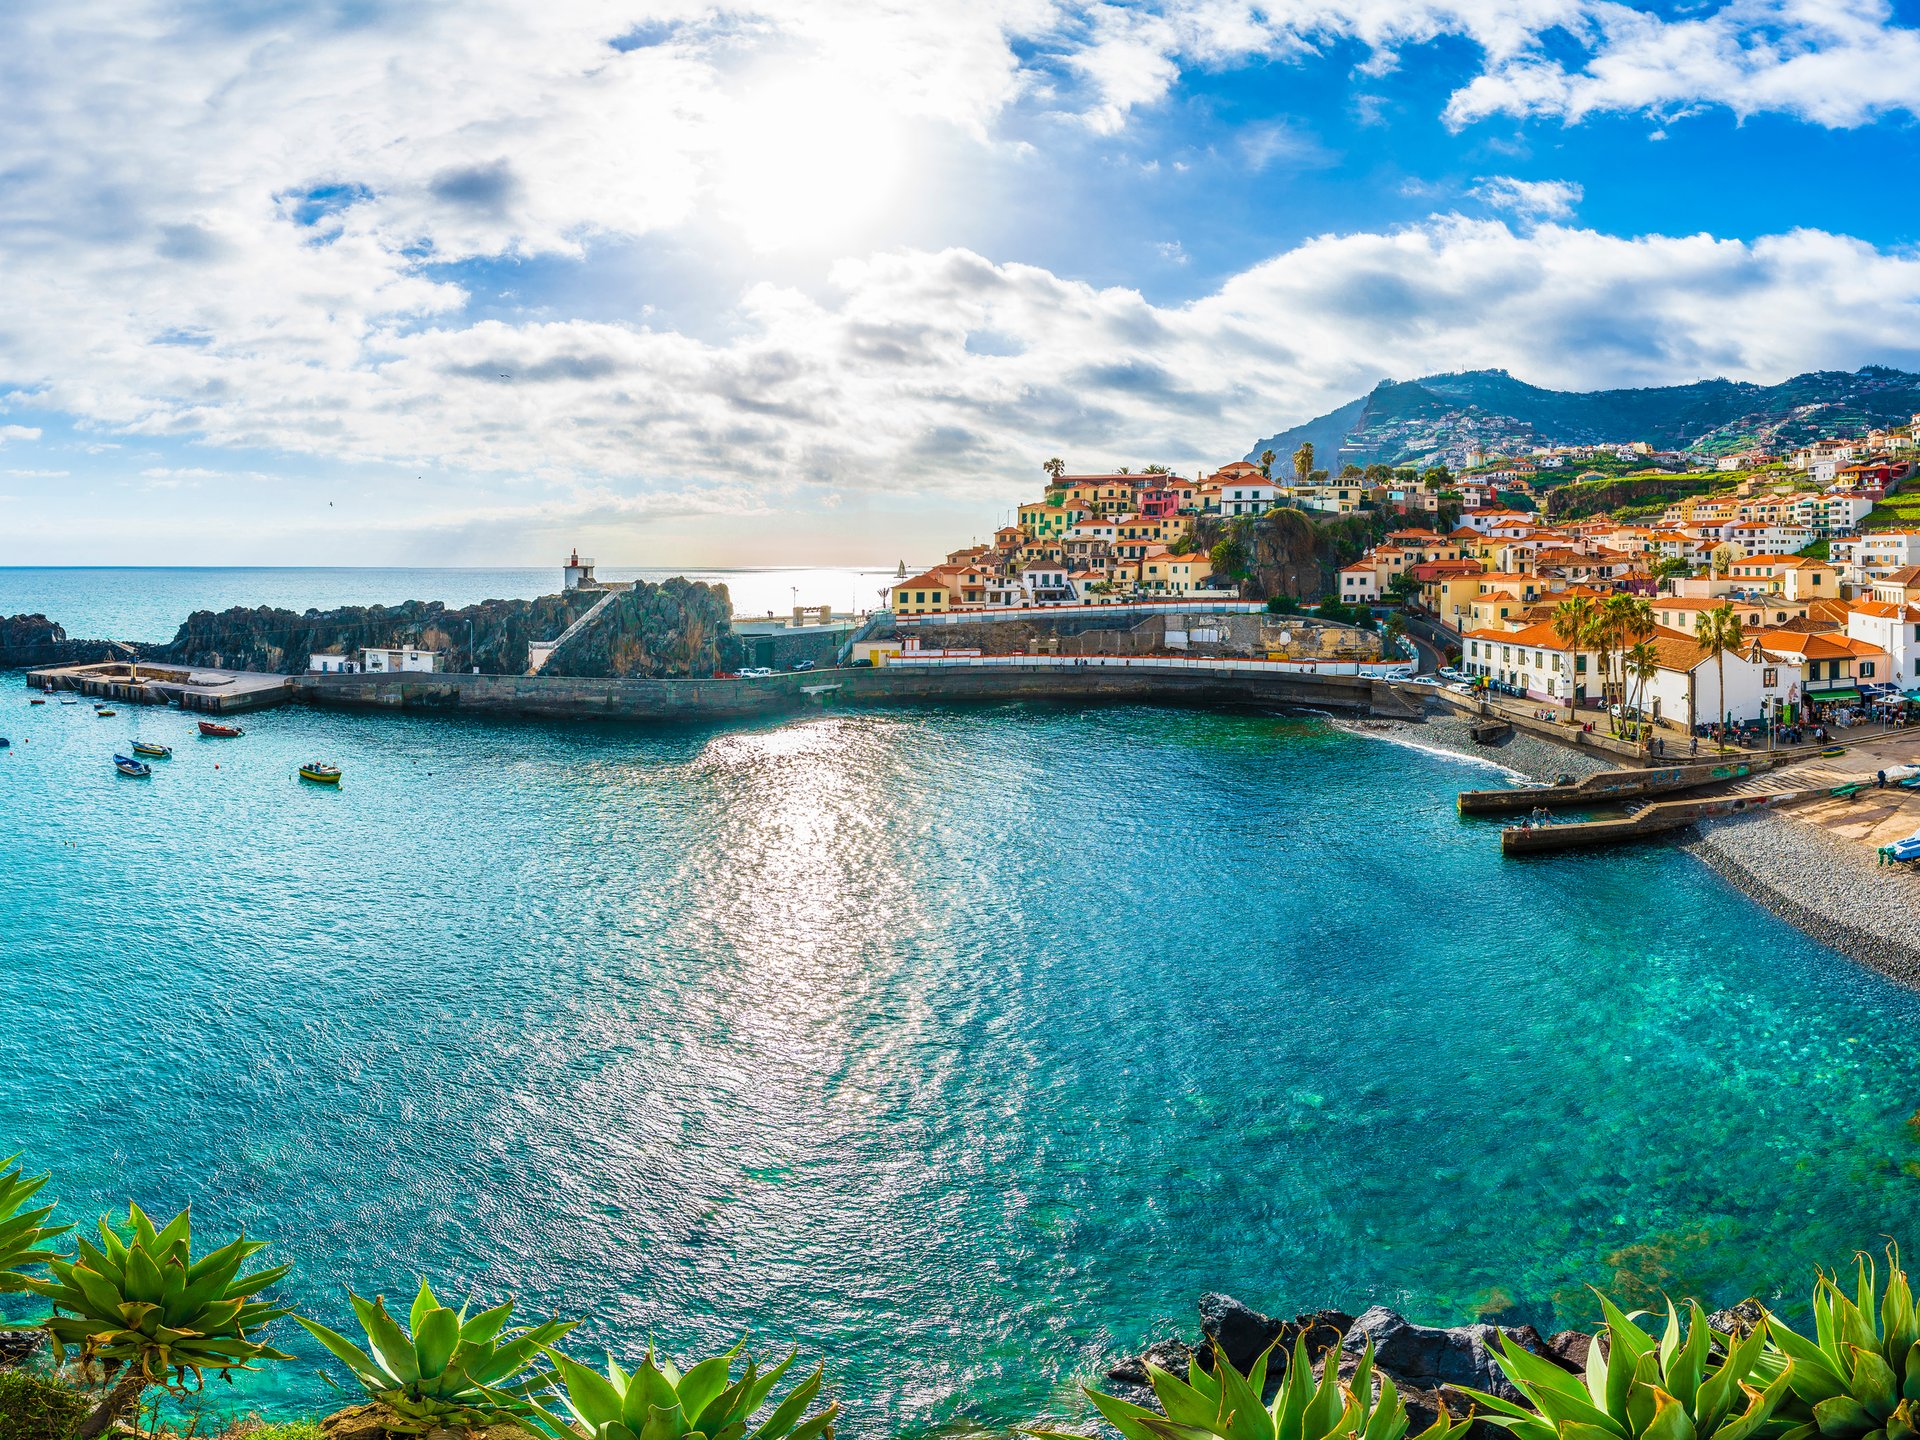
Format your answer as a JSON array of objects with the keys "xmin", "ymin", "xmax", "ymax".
[{"xmin": 562, "ymin": 547, "xmax": 597, "ymax": 591}]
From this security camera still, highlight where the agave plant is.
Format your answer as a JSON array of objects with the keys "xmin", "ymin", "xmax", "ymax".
[
  {"xmin": 25, "ymin": 1203, "xmax": 292, "ymax": 1440},
  {"xmin": 0, "ymin": 1153, "xmax": 69, "ymax": 1291},
  {"xmin": 537, "ymin": 1339, "xmax": 837, "ymax": 1440},
  {"xmin": 1766, "ymin": 1247, "xmax": 1920, "ymax": 1440},
  {"xmin": 297, "ymin": 1280, "xmax": 575, "ymax": 1436},
  {"xmin": 1033, "ymin": 1335, "xmax": 1470, "ymax": 1440},
  {"xmin": 1464, "ymin": 1295, "xmax": 1790, "ymax": 1440}
]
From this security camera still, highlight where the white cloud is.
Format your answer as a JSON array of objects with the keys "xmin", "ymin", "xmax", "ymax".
[
  {"xmin": 0, "ymin": 425, "xmax": 42, "ymax": 444},
  {"xmin": 1471, "ymin": 176, "xmax": 1584, "ymax": 220},
  {"xmin": 5, "ymin": 0, "xmax": 1920, "ymax": 552}
]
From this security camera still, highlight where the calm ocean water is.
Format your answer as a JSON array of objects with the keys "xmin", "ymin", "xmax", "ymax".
[
  {"xmin": 2, "ymin": 578, "xmax": 1920, "ymax": 1434},
  {"xmin": 0, "ymin": 566, "xmax": 902, "ymax": 643}
]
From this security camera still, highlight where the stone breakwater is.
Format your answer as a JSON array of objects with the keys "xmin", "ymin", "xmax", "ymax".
[
  {"xmin": 1105, "ymin": 1292, "xmax": 1766, "ymax": 1434},
  {"xmin": 1685, "ymin": 812, "xmax": 1920, "ymax": 986}
]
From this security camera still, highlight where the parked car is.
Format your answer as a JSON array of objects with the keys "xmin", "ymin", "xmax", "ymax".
[
  {"xmin": 736, "ymin": 666, "xmax": 774, "ymax": 678},
  {"xmin": 790, "ymin": 660, "xmax": 816, "ymax": 671},
  {"xmin": 1406, "ymin": 675, "xmax": 1444, "ymax": 687},
  {"xmin": 1446, "ymin": 682, "xmax": 1476, "ymax": 696}
]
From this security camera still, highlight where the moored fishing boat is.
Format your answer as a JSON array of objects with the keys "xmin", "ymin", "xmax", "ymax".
[
  {"xmin": 28, "ymin": 698, "xmax": 44, "ymax": 706},
  {"xmin": 113, "ymin": 754, "xmax": 151, "ymax": 777},
  {"xmin": 298, "ymin": 762, "xmax": 342, "ymax": 784},
  {"xmin": 95, "ymin": 706, "xmax": 117, "ymax": 717},
  {"xmin": 57, "ymin": 695, "xmax": 76, "ymax": 705},
  {"xmin": 198, "ymin": 720, "xmax": 244, "ymax": 737},
  {"xmin": 131, "ymin": 740, "xmax": 172, "ymax": 759}
]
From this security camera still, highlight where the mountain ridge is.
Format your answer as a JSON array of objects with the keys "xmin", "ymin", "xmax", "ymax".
[{"xmin": 1246, "ymin": 366, "xmax": 1920, "ymax": 472}]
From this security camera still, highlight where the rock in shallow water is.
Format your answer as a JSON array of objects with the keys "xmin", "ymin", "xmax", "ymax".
[{"xmin": 1338, "ymin": 1306, "xmax": 1537, "ymax": 1403}]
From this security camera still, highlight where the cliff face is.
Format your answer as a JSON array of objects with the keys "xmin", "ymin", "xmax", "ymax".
[
  {"xmin": 150, "ymin": 594, "xmax": 595, "ymax": 675},
  {"xmin": 1543, "ymin": 474, "xmax": 1721, "ymax": 521},
  {"xmin": 1193, "ymin": 508, "xmax": 1386, "ymax": 601},
  {"xmin": 541, "ymin": 578, "xmax": 742, "ymax": 679}
]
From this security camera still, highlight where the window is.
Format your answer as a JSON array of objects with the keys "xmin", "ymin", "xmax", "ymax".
[
  {"xmin": 1862, "ymin": 661, "xmax": 1876, "ymax": 678},
  {"xmin": 1763, "ymin": 667, "xmax": 1778, "ymax": 688}
]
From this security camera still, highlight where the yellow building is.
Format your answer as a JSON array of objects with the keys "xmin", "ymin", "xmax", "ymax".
[{"xmin": 891, "ymin": 571, "xmax": 954, "ymax": 616}]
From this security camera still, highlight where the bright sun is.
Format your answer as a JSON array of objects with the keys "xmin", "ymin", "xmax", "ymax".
[{"xmin": 711, "ymin": 79, "xmax": 909, "ymax": 252}]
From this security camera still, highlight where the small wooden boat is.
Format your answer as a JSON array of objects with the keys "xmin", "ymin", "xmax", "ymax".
[
  {"xmin": 198, "ymin": 720, "xmax": 244, "ymax": 738},
  {"xmin": 57, "ymin": 695, "xmax": 76, "ymax": 705},
  {"xmin": 95, "ymin": 707, "xmax": 118, "ymax": 717},
  {"xmin": 131, "ymin": 741, "xmax": 172, "ymax": 759},
  {"xmin": 1820, "ymin": 745, "xmax": 1846, "ymax": 758},
  {"xmin": 113, "ymin": 755, "xmax": 152, "ymax": 778},
  {"xmin": 28, "ymin": 698, "xmax": 44, "ymax": 705},
  {"xmin": 298, "ymin": 762, "xmax": 341, "ymax": 785}
]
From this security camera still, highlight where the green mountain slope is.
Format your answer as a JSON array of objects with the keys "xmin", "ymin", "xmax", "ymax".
[{"xmin": 1247, "ymin": 366, "xmax": 1920, "ymax": 470}]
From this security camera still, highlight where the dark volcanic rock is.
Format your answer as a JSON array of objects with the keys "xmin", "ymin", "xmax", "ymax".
[
  {"xmin": 1201, "ymin": 1292, "xmax": 1288, "ymax": 1373},
  {"xmin": 1340, "ymin": 1306, "xmax": 1532, "ymax": 1403},
  {"xmin": 1542, "ymin": 1330, "xmax": 1594, "ymax": 1372},
  {"xmin": 0, "ymin": 1329, "xmax": 43, "ymax": 1368},
  {"xmin": 1107, "ymin": 1337, "xmax": 1196, "ymax": 1388},
  {"xmin": 0, "ymin": 612, "xmax": 122, "ymax": 669},
  {"xmin": 1708, "ymin": 1299, "xmax": 1767, "ymax": 1338},
  {"xmin": 542, "ymin": 577, "xmax": 743, "ymax": 679}
]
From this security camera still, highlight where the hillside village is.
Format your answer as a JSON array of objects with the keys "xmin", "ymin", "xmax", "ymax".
[{"xmin": 891, "ymin": 416, "xmax": 1920, "ymax": 738}]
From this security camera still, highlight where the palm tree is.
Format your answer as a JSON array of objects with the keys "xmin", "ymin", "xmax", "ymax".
[
  {"xmin": 1699, "ymin": 602, "xmax": 1745, "ymax": 743},
  {"xmin": 1292, "ymin": 442, "xmax": 1314, "ymax": 485},
  {"xmin": 1043, "ymin": 457, "xmax": 1066, "ymax": 481},
  {"xmin": 1624, "ymin": 639, "xmax": 1658, "ymax": 747},
  {"xmin": 1599, "ymin": 593, "xmax": 1651, "ymax": 734},
  {"xmin": 1550, "ymin": 596, "xmax": 1597, "ymax": 712},
  {"xmin": 1260, "ymin": 448, "xmax": 1277, "ymax": 480}
]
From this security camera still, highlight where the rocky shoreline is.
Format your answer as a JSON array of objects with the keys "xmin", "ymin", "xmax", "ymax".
[
  {"xmin": 1685, "ymin": 812, "xmax": 1920, "ymax": 985},
  {"xmin": 1103, "ymin": 1292, "xmax": 1765, "ymax": 1436}
]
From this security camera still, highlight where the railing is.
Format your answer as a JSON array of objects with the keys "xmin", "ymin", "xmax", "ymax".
[
  {"xmin": 898, "ymin": 599, "xmax": 1262, "ymax": 626},
  {"xmin": 886, "ymin": 653, "xmax": 1414, "ymax": 678}
]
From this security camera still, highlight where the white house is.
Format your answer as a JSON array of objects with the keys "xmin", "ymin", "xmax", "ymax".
[
  {"xmin": 1640, "ymin": 633, "xmax": 1802, "ymax": 729},
  {"xmin": 1018, "ymin": 563, "xmax": 1075, "ymax": 605},
  {"xmin": 307, "ymin": 651, "xmax": 353, "ymax": 673},
  {"xmin": 1338, "ymin": 563, "xmax": 1380, "ymax": 603},
  {"xmin": 1459, "ymin": 620, "xmax": 1601, "ymax": 704},
  {"xmin": 1833, "ymin": 530, "xmax": 1920, "ymax": 588},
  {"xmin": 1847, "ymin": 600, "xmax": 1920, "ymax": 686},
  {"xmin": 360, "ymin": 646, "xmax": 444, "ymax": 674},
  {"xmin": 1218, "ymin": 480, "xmax": 1278, "ymax": 517}
]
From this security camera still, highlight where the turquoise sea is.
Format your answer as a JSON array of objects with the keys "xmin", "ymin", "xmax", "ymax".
[{"xmin": 3, "ymin": 571, "xmax": 1920, "ymax": 1435}]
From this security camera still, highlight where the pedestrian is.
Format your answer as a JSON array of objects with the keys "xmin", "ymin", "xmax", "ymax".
[{"xmin": 1690, "ymin": 735, "xmax": 1699, "ymax": 758}]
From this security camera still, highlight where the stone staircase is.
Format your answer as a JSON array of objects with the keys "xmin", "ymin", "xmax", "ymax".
[{"xmin": 527, "ymin": 588, "xmax": 621, "ymax": 674}]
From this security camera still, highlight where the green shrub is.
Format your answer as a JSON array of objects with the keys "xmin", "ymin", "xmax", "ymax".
[
  {"xmin": 539, "ymin": 1340, "xmax": 836, "ymax": 1440},
  {"xmin": 28, "ymin": 1205, "xmax": 293, "ymax": 1440},
  {"xmin": 1766, "ymin": 1245, "xmax": 1920, "ymax": 1440},
  {"xmin": 297, "ymin": 1280, "xmax": 573, "ymax": 1434},
  {"xmin": 232, "ymin": 1423, "xmax": 326, "ymax": 1440},
  {"xmin": 1467, "ymin": 1295, "xmax": 1789, "ymax": 1440},
  {"xmin": 0, "ymin": 1369, "xmax": 88, "ymax": 1440},
  {"xmin": 1034, "ymin": 1336, "xmax": 1468, "ymax": 1440}
]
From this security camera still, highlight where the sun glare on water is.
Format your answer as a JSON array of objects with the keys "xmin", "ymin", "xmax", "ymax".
[{"xmin": 713, "ymin": 79, "xmax": 909, "ymax": 251}]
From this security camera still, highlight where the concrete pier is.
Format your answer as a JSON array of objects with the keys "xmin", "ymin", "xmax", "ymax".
[
  {"xmin": 27, "ymin": 661, "xmax": 295, "ymax": 714},
  {"xmin": 1500, "ymin": 781, "xmax": 1863, "ymax": 854},
  {"xmin": 1457, "ymin": 752, "xmax": 1837, "ymax": 814}
]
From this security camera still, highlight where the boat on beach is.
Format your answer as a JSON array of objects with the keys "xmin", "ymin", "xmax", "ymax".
[
  {"xmin": 113, "ymin": 755, "xmax": 151, "ymax": 777},
  {"xmin": 198, "ymin": 720, "xmax": 244, "ymax": 737},
  {"xmin": 131, "ymin": 741, "xmax": 172, "ymax": 758},
  {"xmin": 298, "ymin": 762, "xmax": 341, "ymax": 784}
]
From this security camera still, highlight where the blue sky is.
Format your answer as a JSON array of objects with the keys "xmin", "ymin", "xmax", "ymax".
[{"xmin": 6, "ymin": 0, "xmax": 1920, "ymax": 565}]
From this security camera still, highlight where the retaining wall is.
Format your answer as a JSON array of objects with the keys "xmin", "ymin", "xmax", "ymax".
[{"xmin": 295, "ymin": 662, "xmax": 1423, "ymax": 722}]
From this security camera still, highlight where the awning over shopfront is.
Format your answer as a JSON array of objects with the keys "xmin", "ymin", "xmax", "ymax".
[{"xmin": 1810, "ymin": 688, "xmax": 1862, "ymax": 703}]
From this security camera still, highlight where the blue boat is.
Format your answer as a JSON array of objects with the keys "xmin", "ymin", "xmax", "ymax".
[{"xmin": 113, "ymin": 755, "xmax": 151, "ymax": 778}]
